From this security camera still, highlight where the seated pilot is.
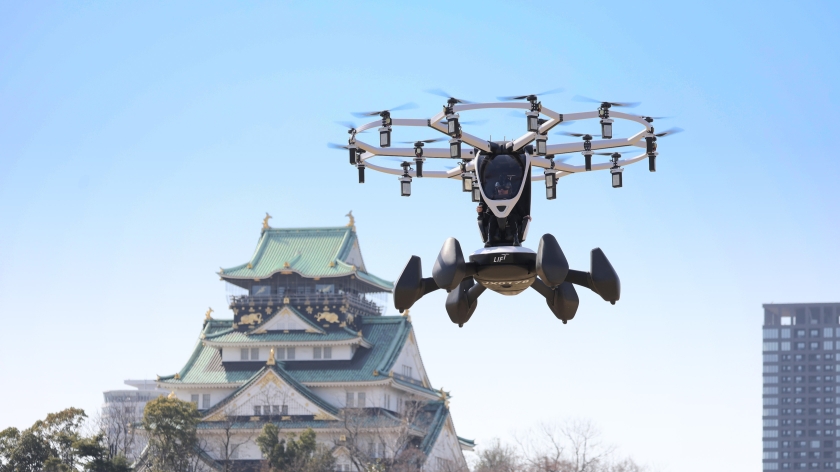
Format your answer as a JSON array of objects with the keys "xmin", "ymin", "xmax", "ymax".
[{"xmin": 493, "ymin": 180, "xmax": 512, "ymax": 199}]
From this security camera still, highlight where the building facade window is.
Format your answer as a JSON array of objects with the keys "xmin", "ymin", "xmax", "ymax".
[
  {"xmin": 314, "ymin": 347, "xmax": 322, "ymax": 359},
  {"xmin": 251, "ymin": 348, "xmax": 259, "ymax": 360},
  {"xmin": 202, "ymin": 394, "xmax": 210, "ymax": 409},
  {"xmin": 402, "ymin": 365, "xmax": 413, "ymax": 378},
  {"xmin": 324, "ymin": 346, "xmax": 332, "ymax": 359},
  {"xmin": 241, "ymin": 348, "xmax": 249, "ymax": 360},
  {"xmin": 190, "ymin": 394, "xmax": 198, "ymax": 404}
]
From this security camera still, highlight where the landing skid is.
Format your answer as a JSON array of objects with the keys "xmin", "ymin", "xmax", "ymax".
[{"xmin": 393, "ymin": 235, "xmax": 620, "ymax": 327}]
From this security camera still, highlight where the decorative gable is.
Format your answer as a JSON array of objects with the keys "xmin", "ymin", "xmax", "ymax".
[
  {"xmin": 253, "ymin": 306, "xmax": 324, "ymax": 334},
  {"xmin": 392, "ymin": 332, "xmax": 431, "ymax": 387},
  {"xmin": 203, "ymin": 368, "xmax": 337, "ymax": 421},
  {"xmin": 343, "ymin": 239, "xmax": 366, "ymax": 272}
]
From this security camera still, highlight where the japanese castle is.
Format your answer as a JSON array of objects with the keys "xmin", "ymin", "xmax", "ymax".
[{"xmin": 144, "ymin": 216, "xmax": 473, "ymax": 471}]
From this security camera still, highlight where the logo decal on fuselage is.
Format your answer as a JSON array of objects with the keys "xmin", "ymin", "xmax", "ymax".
[
  {"xmin": 493, "ymin": 254, "xmax": 509, "ymax": 263},
  {"xmin": 481, "ymin": 279, "xmax": 531, "ymax": 286}
]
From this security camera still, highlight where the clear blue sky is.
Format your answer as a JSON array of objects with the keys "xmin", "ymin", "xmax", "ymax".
[{"xmin": 1, "ymin": 2, "xmax": 838, "ymax": 471}]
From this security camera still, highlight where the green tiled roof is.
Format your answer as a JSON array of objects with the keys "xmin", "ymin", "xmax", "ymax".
[
  {"xmin": 419, "ymin": 402, "xmax": 449, "ymax": 455},
  {"xmin": 219, "ymin": 226, "xmax": 393, "ymax": 292},
  {"xmin": 203, "ymin": 319, "xmax": 361, "ymax": 344},
  {"xmin": 160, "ymin": 316, "xmax": 426, "ymax": 392}
]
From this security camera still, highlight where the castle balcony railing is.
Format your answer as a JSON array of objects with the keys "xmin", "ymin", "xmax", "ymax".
[{"xmin": 228, "ymin": 292, "xmax": 383, "ymax": 316}]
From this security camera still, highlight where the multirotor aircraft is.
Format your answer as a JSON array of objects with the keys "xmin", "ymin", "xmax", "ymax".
[{"xmin": 332, "ymin": 90, "xmax": 681, "ymax": 327}]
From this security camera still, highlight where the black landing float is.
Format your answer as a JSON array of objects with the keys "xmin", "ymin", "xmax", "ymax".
[{"xmin": 393, "ymin": 234, "xmax": 621, "ymax": 327}]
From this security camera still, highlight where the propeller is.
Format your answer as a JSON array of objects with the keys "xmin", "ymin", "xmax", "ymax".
[
  {"xmin": 572, "ymin": 95, "xmax": 640, "ymax": 108},
  {"xmin": 425, "ymin": 89, "xmax": 474, "ymax": 104},
  {"xmin": 442, "ymin": 119, "xmax": 488, "ymax": 126},
  {"xmin": 328, "ymin": 143, "xmax": 351, "ymax": 150},
  {"xmin": 335, "ymin": 121, "xmax": 368, "ymax": 133},
  {"xmin": 653, "ymin": 127, "xmax": 684, "ymax": 138},
  {"xmin": 399, "ymin": 138, "xmax": 448, "ymax": 145},
  {"xmin": 543, "ymin": 154, "xmax": 574, "ymax": 163},
  {"xmin": 351, "ymin": 102, "xmax": 418, "ymax": 118},
  {"xmin": 593, "ymin": 151, "xmax": 631, "ymax": 156},
  {"xmin": 498, "ymin": 88, "xmax": 564, "ymax": 101},
  {"xmin": 555, "ymin": 131, "xmax": 601, "ymax": 138},
  {"xmin": 633, "ymin": 115, "xmax": 672, "ymax": 122},
  {"xmin": 505, "ymin": 111, "xmax": 574, "ymax": 125}
]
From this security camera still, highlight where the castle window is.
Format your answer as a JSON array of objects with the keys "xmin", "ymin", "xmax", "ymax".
[
  {"xmin": 402, "ymin": 365, "xmax": 413, "ymax": 378},
  {"xmin": 275, "ymin": 348, "xmax": 285, "ymax": 360},
  {"xmin": 287, "ymin": 347, "xmax": 295, "ymax": 360},
  {"xmin": 314, "ymin": 347, "xmax": 322, "ymax": 359},
  {"xmin": 202, "ymin": 394, "xmax": 210, "ymax": 409},
  {"xmin": 252, "ymin": 285, "xmax": 271, "ymax": 297},
  {"xmin": 316, "ymin": 284, "xmax": 334, "ymax": 294},
  {"xmin": 190, "ymin": 394, "xmax": 198, "ymax": 405},
  {"xmin": 324, "ymin": 346, "xmax": 332, "ymax": 359},
  {"xmin": 272, "ymin": 405, "xmax": 280, "ymax": 414},
  {"xmin": 251, "ymin": 348, "xmax": 259, "ymax": 360},
  {"xmin": 240, "ymin": 349, "xmax": 248, "ymax": 360},
  {"xmin": 282, "ymin": 405, "xmax": 288, "ymax": 415},
  {"xmin": 254, "ymin": 405, "xmax": 262, "ymax": 415},
  {"xmin": 345, "ymin": 392, "xmax": 365, "ymax": 408}
]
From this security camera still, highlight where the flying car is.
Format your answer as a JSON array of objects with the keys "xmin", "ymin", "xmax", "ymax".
[{"xmin": 332, "ymin": 90, "xmax": 681, "ymax": 326}]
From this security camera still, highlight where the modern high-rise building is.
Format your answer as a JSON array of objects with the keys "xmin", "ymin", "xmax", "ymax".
[{"xmin": 763, "ymin": 303, "xmax": 840, "ymax": 471}]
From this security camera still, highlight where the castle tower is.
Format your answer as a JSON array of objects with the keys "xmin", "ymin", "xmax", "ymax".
[{"xmin": 138, "ymin": 219, "xmax": 473, "ymax": 471}]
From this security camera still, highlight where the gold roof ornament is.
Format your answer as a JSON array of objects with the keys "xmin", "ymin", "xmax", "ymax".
[
  {"xmin": 174, "ymin": 373, "xmax": 181, "ymax": 380},
  {"xmin": 283, "ymin": 261, "xmax": 290, "ymax": 268},
  {"xmin": 262, "ymin": 212, "xmax": 272, "ymax": 230},
  {"xmin": 373, "ymin": 370, "xmax": 379, "ymax": 376},
  {"xmin": 246, "ymin": 263, "xmax": 253, "ymax": 269},
  {"xmin": 329, "ymin": 261, "xmax": 336, "ymax": 267},
  {"xmin": 267, "ymin": 348, "xmax": 276, "ymax": 366},
  {"xmin": 168, "ymin": 391, "xmax": 176, "ymax": 399},
  {"xmin": 205, "ymin": 307, "xmax": 214, "ymax": 320},
  {"xmin": 345, "ymin": 211, "xmax": 355, "ymax": 231}
]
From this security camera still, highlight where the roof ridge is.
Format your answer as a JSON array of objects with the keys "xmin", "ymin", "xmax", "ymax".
[
  {"xmin": 376, "ymin": 318, "xmax": 410, "ymax": 374},
  {"xmin": 420, "ymin": 402, "xmax": 449, "ymax": 455}
]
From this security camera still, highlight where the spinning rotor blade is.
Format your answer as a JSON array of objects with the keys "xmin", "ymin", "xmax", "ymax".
[
  {"xmin": 654, "ymin": 127, "xmax": 684, "ymax": 137},
  {"xmin": 632, "ymin": 115, "xmax": 672, "ymax": 121},
  {"xmin": 425, "ymin": 88, "xmax": 474, "ymax": 104},
  {"xmin": 351, "ymin": 102, "xmax": 418, "ymax": 118},
  {"xmin": 555, "ymin": 131, "xmax": 601, "ymax": 138},
  {"xmin": 497, "ymin": 88, "xmax": 564, "ymax": 101},
  {"xmin": 442, "ymin": 119, "xmax": 488, "ymax": 126},
  {"xmin": 572, "ymin": 95, "xmax": 640, "ymax": 108},
  {"xmin": 328, "ymin": 142, "xmax": 351, "ymax": 150},
  {"xmin": 399, "ymin": 137, "xmax": 448, "ymax": 145},
  {"xmin": 544, "ymin": 154, "xmax": 574, "ymax": 163},
  {"xmin": 335, "ymin": 121, "xmax": 368, "ymax": 133}
]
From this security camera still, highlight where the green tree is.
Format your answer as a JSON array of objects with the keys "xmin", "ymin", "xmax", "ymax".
[
  {"xmin": 256, "ymin": 425, "xmax": 334, "ymax": 472},
  {"xmin": 142, "ymin": 396, "xmax": 201, "ymax": 472},
  {"xmin": 0, "ymin": 408, "xmax": 131, "ymax": 472}
]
